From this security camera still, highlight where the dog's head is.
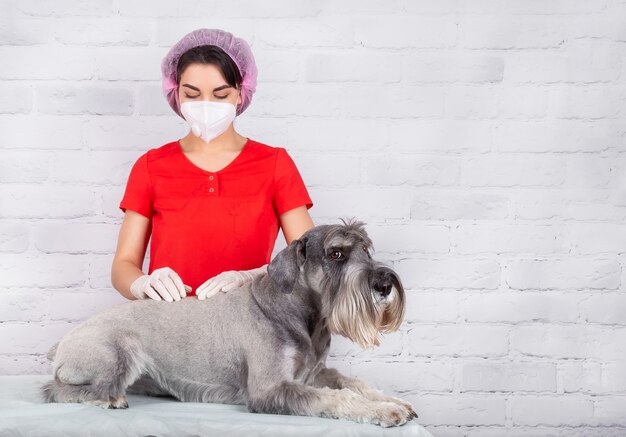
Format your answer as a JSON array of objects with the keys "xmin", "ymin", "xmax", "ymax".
[{"xmin": 267, "ymin": 217, "xmax": 406, "ymax": 349}]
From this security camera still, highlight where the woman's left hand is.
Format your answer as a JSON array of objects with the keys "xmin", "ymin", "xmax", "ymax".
[{"xmin": 196, "ymin": 264, "xmax": 268, "ymax": 300}]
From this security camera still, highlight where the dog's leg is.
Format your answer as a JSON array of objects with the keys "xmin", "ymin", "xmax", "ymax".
[
  {"xmin": 40, "ymin": 379, "xmax": 129, "ymax": 409},
  {"xmin": 127, "ymin": 374, "xmax": 174, "ymax": 398},
  {"xmin": 312, "ymin": 366, "xmax": 417, "ymax": 418},
  {"xmin": 247, "ymin": 378, "xmax": 414, "ymax": 428},
  {"xmin": 41, "ymin": 333, "xmax": 149, "ymax": 409},
  {"xmin": 158, "ymin": 374, "xmax": 247, "ymax": 405}
]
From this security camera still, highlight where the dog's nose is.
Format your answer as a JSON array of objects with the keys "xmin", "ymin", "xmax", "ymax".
[{"xmin": 372, "ymin": 275, "xmax": 392, "ymax": 297}]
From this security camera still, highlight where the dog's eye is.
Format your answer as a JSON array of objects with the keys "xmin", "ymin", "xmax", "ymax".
[{"xmin": 329, "ymin": 250, "xmax": 344, "ymax": 260}]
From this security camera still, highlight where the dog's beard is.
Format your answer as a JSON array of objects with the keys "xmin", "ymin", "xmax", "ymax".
[
  {"xmin": 378, "ymin": 271, "xmax": 405, "ymax": 334},
  {"xmin": 326, "ymin": 264, "xmax": 401, "ymax": 350}
]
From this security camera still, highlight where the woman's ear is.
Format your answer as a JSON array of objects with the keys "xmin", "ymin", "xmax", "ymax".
[{"xmin": 267, "ymin": 238, "xmax": 307, "ymax": 294}]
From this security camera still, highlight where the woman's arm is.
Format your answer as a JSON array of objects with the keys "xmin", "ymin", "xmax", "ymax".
[
  {"xmin": 278, "ymin": 205, "xmax": 315, "ymax": 245},
  {"xmin": 111, "ymin": 210, "xmax": 152, "ymax": 300}
]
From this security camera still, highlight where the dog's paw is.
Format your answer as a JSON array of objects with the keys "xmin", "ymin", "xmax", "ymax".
[
  {"xmin": 84, "ymin": 395, "xmax": 129, "ymax": 410},
  {"xmin": 84, "ymin": 399, "xmax": 114, "ymax": 409},
  {"xmin": 381, "ymin": 395, "xmax": 418, "ymax": 419},
  {"xmin": 111, "ymin": 395, "xmax": 129, "ymax": 409},
  {"xmin": 370, "ymin": 401, "xmax": 413, "ymax": 427}
]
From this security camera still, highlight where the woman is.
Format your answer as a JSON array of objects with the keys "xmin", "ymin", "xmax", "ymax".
[{"xmin": 111, "ymin": 29, "xmax": 314, "ymax": 303}]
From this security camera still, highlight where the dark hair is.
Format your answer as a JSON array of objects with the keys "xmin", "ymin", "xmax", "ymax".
[{"xmin": 176, "ymin": 45, "xmax": 242, "ymax": 91}]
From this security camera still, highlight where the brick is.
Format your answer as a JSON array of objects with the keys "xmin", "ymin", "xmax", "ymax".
[
  {"xmin": 310, "ymin": 188, "xmax": 408, "ymax": 220},
  {"xmin": 51, "ymin": 17, "xmax": 151, "ymax": 46},
  {"xmin": 581, "ymin": 293, "xmax": 626, "ymax": 325},
  {"xmin": 342, "ymin": 85, "xmax": 445, "ymax": 118},
  {"xmin": 36, "ymin": 84, "xmax": 133, "ymax": 115},
  {"xmin": 406, "ymin": 54, "xmax": 504, "ymax": 84},
  {"xmin": 96, "ymin": 47, "xmax": 165, "ymax": 81},
  {"xmin": 350, "ymin": 360, "xmax": 455, "ymax": 392},
  {"xmin": 397, "ymin": 258, "xmax": 501, "ymax": 290},
  {"xmin": 136, "ymin": 83, "xmax": 178, "ymax": 116},
  {"xmin": 35, "ymin": 222, "xmax": 120, "ymax": 253},
  {"xmin": 52, "ymin": 150, "xmax": 141, "ymax": 184},
  {"xmin": 364, "ymin": 154, "xmax": 460, "ymax": 186},
  {"xmin": 354, "ymin": 16, "xmax": 457, "ymax": 48},
  {"xmin": 510, "ymin": 395, "xmax": 594, "ymax": 426},
  {"xmin": 365, "ymin": 223, "xmax": 450, "ymax": 254},
  {"xmin": 410, "ymin": 190, "xmax": 510, "ymax": 220},
  {"xmin": 0, "ymin": 254, "xmax": 87, "ymax": 288},
  {"xmin": 389, "ymin": 120, "xmax": 492, "ymax": 153},
  {"xmin": 506, "ymin": 259, "xmax": 621, "ymax": 290},
  {"xmin": 0, "ymin": 115, "xmax": 83, "ymax": 149},
  {"xmin": 494, "ymin": 120, "xmax": 623, "ymax": 153},
  {"xmin": 405, "ymin": 393, "xmax": 506, "ymax": 426},
  {"xmin": 455, "ymin": 224, "xmax": 566, "ymax": 255},
  {"xmin": 305, "ymin": 52, "xmax": 402, "ymax": 83},
  {"xmin": 560, "ymin": 360, "xmax": 603, "ymax": 394},
  {"xmin": 0, "ymin": 83, "xmax": 34, "ymax": 113},
  {"xmin": 463, "ymin": 155, "xmax": 565, "ymax": 187},
  {"xmin": 460, "ymin": 361, "xmax": 556, "ymax": 392},
  {"xmin": 295, "ymin": 152, "xmax": 360, "ymax": 187},
  {"xmin": 461, "ymin": 292, "xmax": 578, "ymax": 323},
  {"xmin": 569, "ymin": 224, "xmax": 626, "ymax": 254},
  {"xmin": 511, "ymin": 324, "xmax": 604, "ymax": 359},
  {"xmin": 83, "ymin": 115, "xmax": 184, "ymax": 150},
  {"xmin": 404, "ymin": 292, "xmax": 459, "ymax": 322},
  {"xmin": 0, "ymin": 185, "xmax": 95, "ymax": 218},
  {"xmin": 564, "ymin": 155, "xmax": 612, "ymax": 188},
  {"xmin": 594, "ymin": 396, "xmax": 626, "ymax": 426},
  {"xmin": 506, "ymin": 41, "xmax": 620, "ymax": 84},
  {"xmin": 16, "ymin": 0, "xmax": 113, "ymax": 16},
  {"xmin": 551, "ymin": 86, "xmax": 623, "ymax": 119},
  {"xmin": 406, "ymin": 324, "xmax": 509, "ymax": 357},
  {"xmin": 459, "ymin": 15, "xmax": 567, "ymax": 49},
  {"xmin": 0, "ymin": 321, "xmax": 81, "ymax": 354},
  {"xmin": 0, "ymin": 222, "xmax": 30, "ymax": 253},
  {"xmin": 257, "ymin": 16, "xmax": 352, "ymax": 48},
  {"xmin": 0, "ymin": 10, "xmax": 50, "ymax": 45},
  {"xmin": 0, "ymin": 150, "xmax": 49, "ymax": 182},
  {"xmin": 0, "ymin": 47, "xmax": 95, "ymax": 80},
  {"xmin": 511, "ymin": 188, "xmax": 626, "ymax": 221},
  {"xmin": 0, "ymin": 289, "xmax": 126, "ymax": 322}
]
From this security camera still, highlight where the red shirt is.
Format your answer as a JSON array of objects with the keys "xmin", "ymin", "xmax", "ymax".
[{"xmin": 119, "ymin": 138, "xmax": 313, "ymax": 295}]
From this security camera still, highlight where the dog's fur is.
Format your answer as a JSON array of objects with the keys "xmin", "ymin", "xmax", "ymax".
[{"xmin": 40, "ymin": 218, "xmax": 416, "ymax": 427}]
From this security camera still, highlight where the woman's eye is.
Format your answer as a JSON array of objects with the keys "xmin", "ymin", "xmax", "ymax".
[
  {"xmin": 214, "ymin": 95, "xmax": 229, "ymax": 99},
  {"xmin": 184, "ymin": 94, "xmax": 199, "ymax": 98},
  {"xmin": 330, "ymin": 250, "xmax": 344, "ymax": 260}
]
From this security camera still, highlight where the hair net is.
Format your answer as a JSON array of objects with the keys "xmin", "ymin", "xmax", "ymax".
[{"xmin": 161, "ymin": 28, "xmax": 257, "ymax": 118}]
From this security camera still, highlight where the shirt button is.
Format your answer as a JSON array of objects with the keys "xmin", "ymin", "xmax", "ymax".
[
  {"xmin": 209, "ymin": 188, "xmax": 214, "ymax": 193},
  {"xmin": 209, "ymin": 175, "xmax": 214, "ymax": 180}
]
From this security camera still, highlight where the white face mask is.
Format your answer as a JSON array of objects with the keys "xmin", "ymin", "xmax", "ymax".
[{"xmin": 180, "ymin": 100, "xmax": 237, "ymax": 143}]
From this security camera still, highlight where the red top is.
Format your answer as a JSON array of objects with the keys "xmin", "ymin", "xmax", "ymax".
[{"xmin": 119, "ymin": 138, "xmax": 313, "ymax": 295}]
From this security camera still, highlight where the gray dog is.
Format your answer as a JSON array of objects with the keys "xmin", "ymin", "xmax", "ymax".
[{"xmin": 41, "ymin": 218, "xmax": 416, "ymax": 427}]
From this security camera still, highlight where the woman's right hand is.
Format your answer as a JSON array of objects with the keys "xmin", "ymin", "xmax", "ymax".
[{"xmin": 130, "ymin": 267, "xmax": 191, "ymax": 302}]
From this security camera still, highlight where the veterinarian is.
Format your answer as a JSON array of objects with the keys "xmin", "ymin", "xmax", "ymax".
[{"xmin": 111, "ymin": 28, "xmax": 314, "ymax": 303}]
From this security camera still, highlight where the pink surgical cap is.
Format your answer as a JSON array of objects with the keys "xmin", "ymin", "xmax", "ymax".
[{"xmin": 161, "ymin": 28, "xmax": 258, "ymax": 118}]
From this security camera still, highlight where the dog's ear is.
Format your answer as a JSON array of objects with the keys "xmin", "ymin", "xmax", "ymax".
[{"xmin": 267, "ymin": 237, "xmax": 307, "ymax": 294}]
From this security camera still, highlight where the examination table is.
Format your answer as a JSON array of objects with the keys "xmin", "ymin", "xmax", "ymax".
[{"xmin": 0, "ymin": 375, "xmax": 434, "ymax": 437}]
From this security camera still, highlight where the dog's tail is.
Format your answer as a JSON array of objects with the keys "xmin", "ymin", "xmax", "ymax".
[{"xmin": 46, "ymin": 341, "xmax": 60, "ymax": 362}]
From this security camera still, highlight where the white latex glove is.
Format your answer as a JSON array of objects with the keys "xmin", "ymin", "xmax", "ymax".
[
  {"xmin": 130, "ymin": 266, "xmax": 191, "ymax": 303},
  {"xmin": 197, "ymin": 264, "xmax": 268, "ymax": 300}
]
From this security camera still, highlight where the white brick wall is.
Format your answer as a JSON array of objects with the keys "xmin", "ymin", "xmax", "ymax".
[{"xmin": 1, "ymin": 0, "xmax": 625, "ymax": 435}]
